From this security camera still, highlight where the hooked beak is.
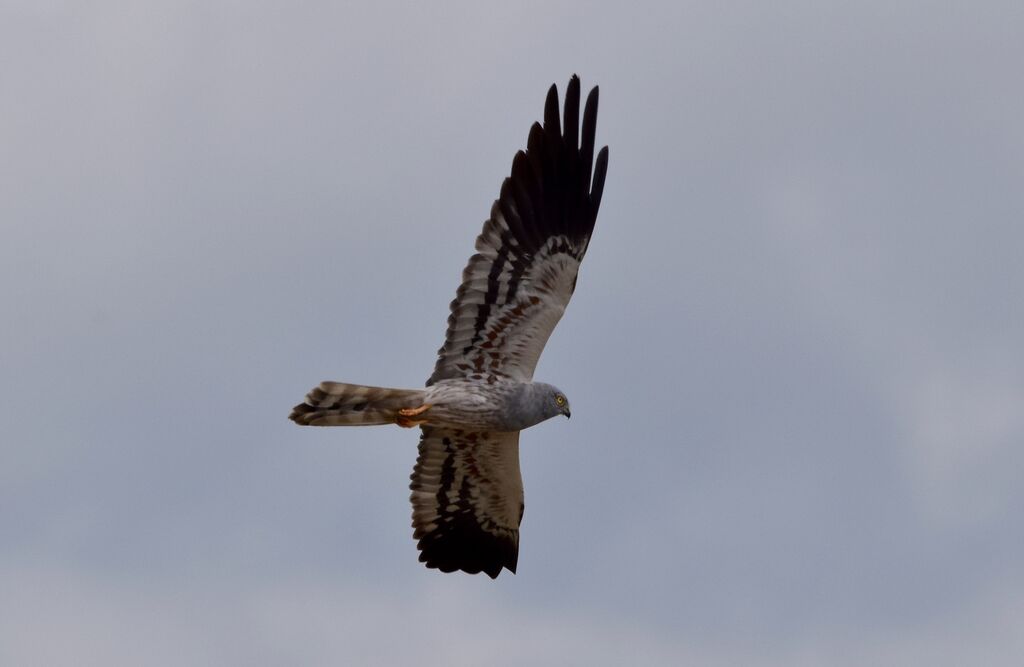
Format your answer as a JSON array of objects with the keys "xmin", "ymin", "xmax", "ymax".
[{"xmin": 564, "ymin": 409, "xmax": 571, "ymax": 419}]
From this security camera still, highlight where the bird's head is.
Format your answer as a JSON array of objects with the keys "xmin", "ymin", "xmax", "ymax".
[
  {"xmin": 509, "ymin": 382, "xmax": 573, "ymax": 430},
  {"xmin": 543, "ymin": 383, "xmax": 571, "ymax": 420}
]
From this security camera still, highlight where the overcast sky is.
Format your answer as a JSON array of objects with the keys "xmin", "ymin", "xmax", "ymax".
[{"xmin": 3, "ymin": 1, "xmax": 1023, "ymax": 665}]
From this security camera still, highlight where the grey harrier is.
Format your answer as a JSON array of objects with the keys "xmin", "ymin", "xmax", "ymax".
[{"xmin": 290, "ymin": 75, "xmax": 608, "ymax": 578}]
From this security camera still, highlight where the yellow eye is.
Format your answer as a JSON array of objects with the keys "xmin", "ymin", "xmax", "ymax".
[{"xmin": 555, "ymin": 395, "xmax": 565, "ymax": 406}]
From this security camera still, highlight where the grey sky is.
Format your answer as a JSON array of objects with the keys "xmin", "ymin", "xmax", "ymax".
[{"xmin": 3, "ymin": 1, "xmax": 1023, "ymax": 665}]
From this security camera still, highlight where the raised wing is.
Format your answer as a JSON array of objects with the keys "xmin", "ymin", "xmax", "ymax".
[
  {"xmin": 409, "ymin": 427, "xmax": 523, "ymax": 578},
  {"xmin": 427, "ymin": 75, "xmax": 609, "ymax": 385}
]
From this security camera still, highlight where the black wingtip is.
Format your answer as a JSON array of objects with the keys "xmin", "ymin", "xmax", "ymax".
[
  {"xmin": 564, "ymin": 76, "xmax": 581, "ymax": 152},
  {"xmin": 586, "ymin": 85, "xmax": 600, "ymax": 113},
  {"xmin": 581, "ymin": 84, "xmax": 599, "ymax": 191},
  {"xmin": 544, "ymin": 83, "xmax": 561, "ymax": 137},
  {"xmin": 591, "ymin": 145, "xmax": 609, "ymax": 212},
  {"xmin": 417, "ymin": 541, "xmax": 518, "ymax": 579}
]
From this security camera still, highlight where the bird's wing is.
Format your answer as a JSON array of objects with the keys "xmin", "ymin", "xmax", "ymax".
[
  {"xmin": 409, "ymin": 427, "xmax": 523, "ymax": 578},
  {"xmin": 427, "ymin": 75, "xmax": 609, "ymax": 386}
]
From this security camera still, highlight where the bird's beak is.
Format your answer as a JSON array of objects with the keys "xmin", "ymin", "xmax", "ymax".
[{"xmin": 564, "ymin": 409, "xmax": 571, "ymax": 419}]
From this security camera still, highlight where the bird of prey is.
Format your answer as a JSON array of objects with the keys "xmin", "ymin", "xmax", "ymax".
[{"xmin": 290, "ymin": 75, "xmax": 608, "ymax": 578}]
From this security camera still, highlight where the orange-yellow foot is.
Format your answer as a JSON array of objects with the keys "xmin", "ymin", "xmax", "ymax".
[{"xmin": 396, "ymin": 404, "xmax": 432, "ymax": 428}]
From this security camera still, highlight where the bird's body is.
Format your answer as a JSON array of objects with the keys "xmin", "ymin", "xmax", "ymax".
[
  {"xmin": 292, "ymin": 379, "xmax": 568, "ymax": 432},
  {"xmin": 290, "ymin": 75, "xmax": 608, "ymax": 578}
]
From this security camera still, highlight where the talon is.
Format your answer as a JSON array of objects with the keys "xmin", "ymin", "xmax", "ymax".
[{"xmin": 397, "ymin": 404, "xmax": 431, "ymax": 428}]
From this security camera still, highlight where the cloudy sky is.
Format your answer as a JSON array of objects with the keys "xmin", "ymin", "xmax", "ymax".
[{"xmin": 3, "ymin": 1, "xmax": 1023, "ymax": 664}]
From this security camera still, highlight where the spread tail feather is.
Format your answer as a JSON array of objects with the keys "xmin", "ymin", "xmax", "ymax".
[{"xmin": 290, "ymin": 382, "xmax": 426, "ymax": 426}]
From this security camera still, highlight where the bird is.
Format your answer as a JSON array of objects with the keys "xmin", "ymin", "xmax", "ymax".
[{"xmin": 290, "ymin": 75, "xmax": 608, "ymax": 578}]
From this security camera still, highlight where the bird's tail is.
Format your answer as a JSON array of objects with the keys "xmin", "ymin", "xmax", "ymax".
[{"xmin": 289, "ymin": 382, "xmax": 427, "ymax": 426}]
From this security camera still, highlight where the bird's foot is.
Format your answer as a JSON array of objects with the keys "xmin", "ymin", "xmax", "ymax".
[{"xmin": 397, "ymin": 404, "xmax": 432, "ymax": 428}]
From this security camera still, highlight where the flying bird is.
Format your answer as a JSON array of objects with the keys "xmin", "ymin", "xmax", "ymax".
[{"xmin": 290, "ymin": 75, "xmax": 609, "ymax": 578}]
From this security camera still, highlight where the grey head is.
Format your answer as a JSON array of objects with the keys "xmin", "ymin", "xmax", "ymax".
[{"xmin": 505, "ymin": 382, "xmax": 571, "ymax": 431}]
